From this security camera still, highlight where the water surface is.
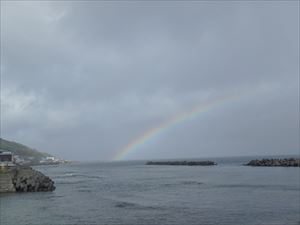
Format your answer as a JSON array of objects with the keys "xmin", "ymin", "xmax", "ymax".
[{"xmin": 1, "ymin": 156, "xmax": 299, "ymax": 225}]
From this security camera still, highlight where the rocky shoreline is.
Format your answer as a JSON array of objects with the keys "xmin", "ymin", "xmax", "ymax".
[
  {"xmin": 246, "ymin": 158, "xmax": 300, "ymax": 167},
  {"xmin": 146, "ymin": 160, "xmax": 217, "ymax": 166},
  {"xmin": 0, "ymin": 165, "xmax": 55, "ymax": 193}
]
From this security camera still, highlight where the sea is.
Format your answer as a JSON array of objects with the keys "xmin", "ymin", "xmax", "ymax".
[{"xmin": 0, "ymin": 156, "xmax": 299, "ymax": 225}]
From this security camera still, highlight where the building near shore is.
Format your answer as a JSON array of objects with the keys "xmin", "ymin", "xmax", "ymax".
[{"xmin": 0, "ymin": 150, "xmax": 15, "ymax": 167}]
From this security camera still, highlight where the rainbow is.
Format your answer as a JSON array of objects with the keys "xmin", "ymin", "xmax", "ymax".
[{"xmin": 113, "ymin": 93, "xmax": 244, "ymax": 161}]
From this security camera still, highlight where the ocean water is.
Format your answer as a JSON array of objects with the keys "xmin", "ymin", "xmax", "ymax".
[{"xmin": 0, "ymin": 156, "xmax": 299, "ymax": 225}]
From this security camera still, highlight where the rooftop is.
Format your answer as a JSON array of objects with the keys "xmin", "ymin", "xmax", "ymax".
[{"xmin": 0, "ymin": 151, "xmax": 13, "ymax": 155}]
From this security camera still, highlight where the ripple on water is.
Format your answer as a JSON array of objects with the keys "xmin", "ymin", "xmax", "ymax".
[{"xmin": 114, "ymin": 201, "xmax": 164, "ymax": 211}]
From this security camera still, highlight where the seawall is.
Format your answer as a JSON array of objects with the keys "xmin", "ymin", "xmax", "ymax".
[
  {"xmin": 0, "ymin": 165, "xmax": 55, "ymax": 193},
  {"xmin": 246, "ymin": 158, "xmax": 300, "ymax": 167}
]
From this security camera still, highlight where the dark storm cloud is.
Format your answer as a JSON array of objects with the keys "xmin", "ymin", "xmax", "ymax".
[{"xmin": 1, "ymin": 1, "xmax": 299, "ymax": 160}]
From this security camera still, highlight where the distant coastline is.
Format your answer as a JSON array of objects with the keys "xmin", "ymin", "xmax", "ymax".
[{"xmin": 0, "ymin": 138, "xmax": 68, "ymax": 166}]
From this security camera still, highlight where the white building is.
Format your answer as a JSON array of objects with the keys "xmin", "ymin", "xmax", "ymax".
[{"xmin": 46, "ymin": 156, "xmax": 55, "ymax": 161}]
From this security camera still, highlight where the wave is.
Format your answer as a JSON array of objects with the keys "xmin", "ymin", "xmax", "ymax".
[
  {"xmin": 53, "ymin": 173, "xmax": 103, "ymax": 179},
  {"xmin": 212, "ymin": 183, "xmax": 299, "ymax": 191},
  {"xmin": 160, "ymin": 180, "xmax": 203, "ymax": 187},
  {"xmin": 114, "ymin": 201, "xmax": 163, "ymax": 211},
  {"xmin": 115, "ymin": 201, "xmax": 137, "ymax": 208},
  {"xmin": 181, "ymin": 181, "xmax": 203, "ymax": 185}
]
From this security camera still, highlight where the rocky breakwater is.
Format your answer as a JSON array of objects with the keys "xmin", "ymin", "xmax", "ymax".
[
  {"xmin": 246, "ymin": 158, "xmax": 300, "ymax": 167},
  {"xmin": 146, "ymin": 160, "xmax": 217, "ymax": 166},
  {"xmin": 0, "ymin": 166, "xmax": 55, "ymax": 193}
]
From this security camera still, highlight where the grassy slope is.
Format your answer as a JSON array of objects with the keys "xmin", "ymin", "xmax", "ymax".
[{"xmin": 0, "ymin": 138, "xmax": 52, "ymax": 159}]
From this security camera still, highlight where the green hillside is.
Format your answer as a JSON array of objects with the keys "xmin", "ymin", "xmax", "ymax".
[{"xmin": 0, "ymin": 138, "xmax": 52, "ymax": 159}]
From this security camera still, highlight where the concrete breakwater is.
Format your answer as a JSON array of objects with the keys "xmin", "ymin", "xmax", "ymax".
[
  {"xmin": 146, "ymin": 161, "xmax": 217, "ymax": 166},
  {"xmin": 0, "ymin": 166, "xmax": 55, "ymax": 193},
  {"xmin": 246, "ymin": 158, "xmax": 300, "ymax": 167}
]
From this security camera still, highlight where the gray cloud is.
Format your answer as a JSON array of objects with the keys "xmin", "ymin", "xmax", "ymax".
[{"xmin": 1, "ymin": 1, "xmax": 299, "ymax": 160}]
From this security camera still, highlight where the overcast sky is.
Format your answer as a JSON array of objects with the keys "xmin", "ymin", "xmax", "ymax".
[{"xmin": 1, "ymin": 1, "xmax": 299, "ymax": 161}]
